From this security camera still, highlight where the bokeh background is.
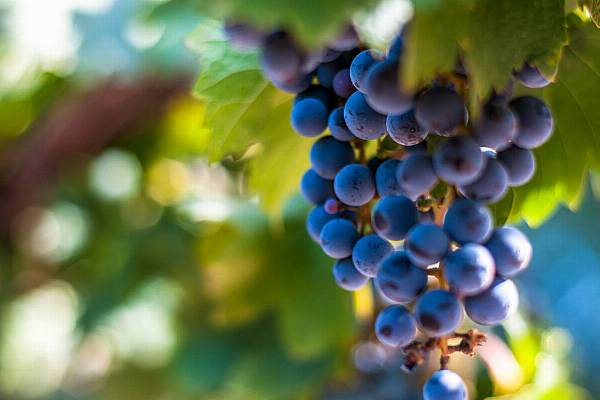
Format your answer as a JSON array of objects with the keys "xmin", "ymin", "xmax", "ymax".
[{"xmin": 0, "ymin": 0, "xmax": 597, "ymax": 399}]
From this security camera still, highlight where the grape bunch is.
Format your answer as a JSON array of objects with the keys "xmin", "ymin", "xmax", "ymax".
[{"xmin": 225, "ymin": 22, "xmax": 551, "ymax": 400}]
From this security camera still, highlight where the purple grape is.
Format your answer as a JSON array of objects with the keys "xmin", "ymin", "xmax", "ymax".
[
  {"xmin": 310, "ymin": 136, "xmax": 356, "ymax": 179},
  {"xmin": 375, "ymin": 159, "xmax": 403, "ymax": 197},
  {"xmin": 423, "ymin": 370, "xmax": 467, "ymax": 400},
  {"xmin": 405, "ymin": 224, "xmax": 449, "ymax": 268},
  {"xmin": 306, "ymin": 206, "xmax": 339, "ymax": 243},
  {"xmin": 295, "ymin": 85, "xmax": 335, "ymax": 109},
  {"xmin": 320, "ymin": 218, "xmax": 359, "ymax": 259},
  {"xmin": 333, "ymin": 68, "xmax": 356, "ymax": 98},
  {"xmin": 349, "ymin": 49, "xmax": 384, "ymax": 93},
  {"xmin": 497, "ymin": 146, "xmax": 536, "ymax": 186},
  {"xmin": 375, "ymin": 251, "xmax": 427, "ymax": 303},
  {"xmin": 352, "ymin": 234, "xmax": 393, "ymax": 277},
  {"xmin": 510, "ymin": 96, "xmax": 554, "ymax": 149},
  {"xmin": 396, "ymin": 154, "xmax": 437, "ymax": 199},
  {"xmin": 513, "ymin": 63, "xmax": 550, "ymax": 88},
  {"xmin": 485, "ymin": 226, "xmax": 532, "ymax": 277},
  {"xmin": 415, "ymin": 289, "xmax": 463, "ymax": 337},
  {"xmin": 364, "ymin": 61, "xmax": 413, "ymax": 114},
  {"xmin": 333, "ymin": 258, "xmax": 369, "ymax": 291},
  {"xmin": 459, "ymin": 157, "xmax": 509, "ymax": 204},
  {"xmin": 330, "ymin": 25, "xmax": 360, "ymax": 51},
  {"xmin": 433, "ymin": 136, "xmax": 485, "ymax": 185},
  {"xmin": 464, "ymin": 277, "xmax": 519, "ymax": 325},
  {"xmin": 323, "ymin": 198, "xmax": 340, "ymax": 214},
  {"xmin": 334, "ymin": 164, "xmax": 376, "ymax": 206},
  {"xmin": 223, "ymin": 21, "xmax": 266, "ymax": 51},
  {"xmin": 443, "ymin": 198, "xmax": 493, "ymax": 244},
  {"xmin": 386, "ymin": 110, "xmax": 428, "ymax": 146},
  {"xmin": 371, "ymin": 195, "xmax": 418, "ymax": 241},
  {"xmin": 375, "ymin": 305, "xmax": 417, "ymax": 347},
  {"xmin": 344, "ymin": 91, "xmax": 387, "ymax": 140},
  {"xmin": 415, "ymin": 87, "xmax": 466, "ymax": 136},
  {"xmin": 328, "ymin": 107, "xmax": 355, "ymax": 142},
  {"xmin": 444, "ymin": 244, "xmax": 496, "ymax": 296},
  {"xmin": 291, "ymin": 98, "xmax": 329, "ymax": 137},
  {"xmin": 271, "ymin": 74, "xmax": 312, "ymax": 94},
  {"xmin": 260, "ymin": 32, "xmax": 304, "ymax": 83},
  {"xmin": 300, "ymin": 169, "xmax": 334, "ymax": 205},
  {"xmin": 472, "ymin": 103, "xmax": 516, "ymax": 150}
]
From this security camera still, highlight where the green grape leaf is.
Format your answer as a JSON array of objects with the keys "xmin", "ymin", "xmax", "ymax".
[
  {"xmin": 582, "ymin": 0, "xmax": 600, "ymax": 27},
  {"xmin": 192, "ymin": 0, "xmax": 379, "ymax": 47},
  {"xmin": 510, "ymin": 17, "xmax": 600, "ymax": 226}
]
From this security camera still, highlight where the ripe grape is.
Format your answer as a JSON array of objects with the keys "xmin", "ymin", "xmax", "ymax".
[
  {"xmin": 300, "ymin": 169, "xmax": 334, "ymax": 205},
  {"xmin": 260, "ymin": 32, "xmax": 304, "ymax": 83},
  {"xmin": 464, "ymin": 277, "xmax": 519, "ymax": 325},
  {"xmin": 444, "ymin": 244, "xmax": 495, "ymax": 296},
  {"xmin": 472, "ymin": 102, "xmax": 516, "ymax": 150},
  {"xmin": 510, "ymin": 96, "xmax": 554, "ymax": 149},
  {"xmin": 497, "ymin": 145, "xmax": 536, "ymax": 186},
  {"xmin": 443, "ymin": 198, "xmax": 493, "ymax": 244},
  {"xmin": 423, "ymin": 370, "xmax": 467, "ymax": 400},
  {"xmin": 386, "ymin": 110, "xmax": 428, "ymax": 146},
  {"xmin": 415, "ymin": 289, "xmax": 463, "ymax": 337},
  {"xmin": 310, "ymin": 136, "xmax": 356, "ymax": 179},
  {"xmin": 405, "ymin": 223, "xmax": 449, "ymax": 268},
  {"xmin": 334, "ymin": 164, "xmax": 376, "ymax": 206},
  {"xmin": 371, "ymin": 195, "xmax": 418, "ymax": 241},
  {"xmin": 375, "ymin": 305, "xmax": 417, "ymax": 347},
  {"xmin": 485, "ymin": 226, "xmax": 532, "ymax": 277},
  {"xmin": 344, "ymin": 91, "xmax": 387, "ymax": 140},
  {"xmin": 396, "ymin": 153, "xmax": 437, "ymax": 199},
  {"xmin": 349, "ymin": 49, "xmax": 384, "ymax": 93},
  {"xmin": 330, "ymin": 25, "xmax": 359, "ymax": 51},
  {"xmin": 375, "ymin": 159, "xmax": 403, "ymax": 197},
  {"xmin": 459, "ymin": 157, "xmax": 509, "ymax": 204},
  {"xmin": 415, "ymin": 87, "xmax": 466, "ymax": 136},
  {"xmin": 317, "ymin": 59, "xmax": 343, "ymax": 88},
  {"xmin": 223, "ymin": 21, "xmax": 265, "ymax": 51},
  {"xmin": 433, "ymin": 136, "xmax": 485, "ymax": 185},
  {"xmin": 291, "ymin": 99, "xmax": 329, "ymax": 137},
  {"xmin": 320, "ymin": 218, "xmax": 360, "ymax": 259},
  {"xmin": 323, "ymin": 198, "xmax": 340, "ymax": 214},
  {"xmin": 375, "ymin": 251, "xmax": 427, "ymax": 303},
  {"xmin": 306, "ymin": 206, "xmax": 339, "ymax": 243},
  {"xmin": 352, "ymin": 234, "xmax": 394, "ymax": 277},
  {"xmin": 513, "ymin": 63, "xmax": 550, "ymax": 88},
  {"xmin": 333, "ymin": 258, "xmax": 369, "ymax": 290},
  {"xmin": 272, "ymin": 74, "xmax": 312, "ymax": 94},
  {"xmin": 333, "ymin": 68, "xmax": 356, "ymax": 98},
  {"xmin": 295, "ymin": 85, "xmax": 335, "ymax": 109},
  {"xmin": 328, "ymin": 107, "xmax": 355, "ymax": 142},
  {"xmin": 364, "ymin": 61, "xmax": 413, "ymax": 114}
]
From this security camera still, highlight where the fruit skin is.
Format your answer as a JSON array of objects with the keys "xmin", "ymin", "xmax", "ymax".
[
  {"xmin": 333, "ymin": 258, "xmax": 369, "ymax": 290},
  {"xmin": 375, "ymin": 305, "xmax": 417, "ymax": 347},
  {"xmin": 405, "ymin": 223, "xmax": 449, "ymax": 268},
  {"xmin": 320, "ymin": 218, "xmax": 359, "ymax": 259},
  {"xmin": 295, "ymin": 85, "xmax": 335, "ymax": 109},
  {"xmin": 415, "ymin": 289, "xmax": 464, "ymax": 337},
  {"xmin": 386, "ymin": 110, "xmax": 428, "ymax": 146},
  {"xmin": 415, "ymin": 87, "xmax": 466, "ymax": 136},
  {"xmin": 497, "ymin": 145, "xmax": 536, "ymax": 186},
  {"xmin": 433, "ymin": 136, "xmax": 485, "ymax": 185},
  {"xmin": 343, "ymin": 91, "xmax": 387, "ymax": 140},
  {"xmin": 510, "ymin": 96, "xmax": 554, "ymax": 149},
  {"xmin": 333, "ymin": 68, "xmax": 356, "ymax": 98},
  {"xmin": 485, "ymin": 226, "xmax": 532, "ymax": 277},
  {"xmin": 459, "ymin": 157, "xmax": 509, "ymax": 204},
  {"xmin": 300, "ymin": 169, "xmax": 334, "ymax": 205},
  {"xmin": 375, "ymin": 159, "xmax": 403, "ymax": 198},
  {"xmin": 272, "ymin": 74, "xmax": 312, "ymax": 93},
  {"xmin": 423, "ymin": 370, "xmax": 467, "ymax": 400},
  {"xmin": 309, "ymin": 136, "xmax": 356, "ymax": 180},
  {"xmin": 328, "ymin": 107, "xmax": 355, "ymax": 142},
  {"xmin": 349, "ymin": 49, "xmax": 384, "ymax": 93},
  {"xmin": 464, "ymin": 277, "xmax": 519, "ymax": 326},
  {"xmin": 306, "ymin": 206, "xmax": 340, "ymax": 243},
  {"xmin": 396, "ymin": 154, "xmax": 437, "ymax": 200},
  {"xmin": 364, "ymin": 60, "xmax": 413, "ymax": 114},
  {"xmin": 444, "ymin": 198, "xmax": 493, "ymax": 244},
  {"xmin": 352, "ymin": 234, "xmax": 394, "ymax": 277},
  {"xmin": 291, "ymin": 99, "xmax": 329, "ymax": 137},
  {"xmin": 444, "ymin": 243, "xmax": 496, "ymax": 296},
  {"xmin": 513, "ymin": 63, "xmax": 550, "ymax": 88},
  {"xmin": 375, "ymin": 251, "xmax": 427, "ymax": 303},
  {"xmin": 371, "ymin": 195, "xmax": 418, "ymax": 241},
  {"xmin": 334, "ymin": 164, "xmax": 376, "ymax": 207},
  {"xmin": 260, "ymin": 32, "xmax": 304, "ymax": 83},
  {"xmin": 472, "ymin": 103, "xmax": 516, "ymax": 150}
]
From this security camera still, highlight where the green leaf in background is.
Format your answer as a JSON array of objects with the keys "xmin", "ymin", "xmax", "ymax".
[
  {"xmin": 582, "ymin": 0, "xmax": 600, "ymax": 27},
  {"xmin": 510, "ymin": 15, "xmax": 600, "ymax": 226}
]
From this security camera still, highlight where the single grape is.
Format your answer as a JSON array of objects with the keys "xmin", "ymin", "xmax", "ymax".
[
  {"xmin": 364, "ymin": 61, "xmax": 413, "ymax": 114},
  {"xmin": 291, "ymin": 98, "xmax": 329, "ymax": 137},
  {"xmin": 375, "ymin": 159, "xmax": 403, "ymax": 197},
  {"xmin": 306, "ymin": 206, "xmax": 339, "ymax": 243},
  {"xmin": 387, "ymin": 34, "xmax": 404, "ymax": 61},
  {"xmin": 371, "ymin": 195, "xmax": 418, "ymax": 241},
  {"xmin": 272, "ymin": 74, "xmax": 312, "ymax": 94},
  {"xmin": 300, "ymin": 169, "xmax": 334, "ymax": 205},
  {"xmin": 375, "ymin": 251, "xmax": 427, "ymax": 303},
  {"xmin": 223, "ymin": 21, "xmax": 265, "ymax": 51},
  {"xmin": 323, "ymin": 198, "xmax": 340, "ymax": 214},
  {"xmin": 344, "ymin": 91, "xmax": 387, "ymax": 140},
  {"xmin": 317, "ymin": 59, "xmax": 342, "ymax": 89},
  {"xmin": 459, "ymin": 157, "xmax": 509, "ymax": 204},
  {"xmin": 375, "ymin": 305, "xmax": 417, "ymax": 347},
  {"xmin": 405, "ymin": 224, "xmax": 449, "ymax": 268},
  {"xmin": 310, "ymin": 136, "xmax": 356, "ymax": 180},
  {"xmin": 328, "ymin": 107, "xmax": 355, "ymax": 142},
  {"xmin": 352, "ymin": 234, "xmax": 393, "ymax": 277},
  {"xmin": 396, "ymin": 154, "xmax": 437, "ymax": 199},
  {"xmin": 510, "ymin": 96, "xmax": 554, "ymax": 149},
  {"xmin": 423, "ymin": 370, "xmax": 467, "ymax": 400},
  {"xmin": 260, "ymin": 32, "xmax": 304, "ymax": 83},
  {"xmin": 513, "ymin": 63, "xmax": 550, "ymax": 88},
  {"xmin": 386, "ymin": 110, "xmax": 428, "ymax": 146},
  {"xmin": 464, "ymin": 277, "xmax": 519, "ymax": 325},
  {"xmin": 320, "ymin": 218, "xmax": 359, "ymax": 259},
  {"xmin": 472, "ymin": 102, "xmax": 516, "ymax": 150},
  {"xmin": 415, "ymin": 289, "xmax": 463, "ymax": 337},
  {"xmin": 333, "ymin": 68, "xmax": 356, "ymax": 98},
  {"xmin": 497, "ymin": 146, "xmax": 536, "ymax": 186},
  {"xmin": 485, "ymin": 226, "xmax": 532, "ymax": 277},
  {"xmin": 330, "ymin": 25, "xmax": 360, "ymax": 51},
  {"xmin": 444, "ymin": 244, "xmax": 495, "ymax": 296},
  {"xmin": 334, "ymin": 164, "xmax": 376, "ymax": 206},
  {"xmin": 349, "ymin": 49, "xmax": 384, "ymax": 93},
  {"xmin": 443, "ymin": 198, "xmax": 493, "ymax": 244},
  {"xmin": 415, "ymin": 87, "xmax": 466, "ymax": 136},
  {"xmin": 295, "ymin": 85, "xmax": 335, "ymax": 109},
  {"xmin": 432, "ymin": 136, "xmax": 485, "ymax": 185},
  {"xmin": 333, "ymin": 258, "xmax": 369, "ymax": 290}
]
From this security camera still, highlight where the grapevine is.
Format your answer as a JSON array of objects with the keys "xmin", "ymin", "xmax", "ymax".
[{"xmin": 225, "ymin": 21, "xmax": 549, "ymax": 400}]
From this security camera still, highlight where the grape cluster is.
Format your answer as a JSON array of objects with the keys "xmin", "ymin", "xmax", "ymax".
[{"xmin": 225, "ymin": 22, "xmax": 551, "ymax": 400}]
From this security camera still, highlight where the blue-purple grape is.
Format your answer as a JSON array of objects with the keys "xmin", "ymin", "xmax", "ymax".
[
  {"xmin": 349, "ymin": 49, "xmax": 384, "ymax": 93},
  {"xmin": 260, "ymin": 32, "xmax": 304, "ymax": 83},
  {"xmin": 223, "ymin": 21, "xmax": 265, "ymax": 51},
  {"xmin": 433, "ymin": 136, "xmax": 485, "ymax": 185},
  {"xmin": 272, "ymin": 74, "xmax": 312, "ymax": 93},
  {"xmin": 423, "ymin": 370, "xmax": 467, "ymax": 400},
  {"xmin": 306, "ymin": 206, "xmax": 339, "ymax": 243},
  {"xmin": 328, "ymin": 107, "xmax": 355, "ymax": 142},
  {"xmin": 344, "ymin": 91, "xmax": 387, "ymax": 140},
  {"xmin": 415, "ymin": 289, "xmax": 463, "ymax": 337},
  {"xmin": 405, "ymin": 224, "xmax": 449, "ymax": 268},
  {"xmin": 415, "ymin": 87, "xmax": 466, "ymax": 136},
  {"xmin": 472, "ymin": 103, "xmax": 516, "ymax": 150},
  {"xmin": 320, "ymin": 218, "xmax": 359, "ymax": 259},
  {"xmin": 323, "ymin": 198, "xmax": 340, "ymax": 214},
  {"xmin": 497, "ymin": 146, "xmax": 536, "ymax": 186},
  {"xmin": 334, "ymin": 164, "xmax": 376, "ymax": 206},
  {"xmin": 333, "ymin": 68, "xmax": 356, "ymax": 98},
  {"xmin": 396, "ymin": 154, "xmax": 437, "ymax": 199},
  {"xmin": 295, "ymin": 85, "xmax": 335, "ymax": 108},
  {"xmin": 443, "ymin": 198, "xmax": 493, "ymax": 244},
  {"xmin": 510, "ymin": 96, "xmax": 554, "ymax": 149},
  {"xmin": 310, "ymin": 136, "xmax": 356, "ymax": 180},
  {"xmin": 464, "ymin": 277, "xmax": 519, "ymax": 325},
  {"xmin": 375, "ymin": 305, "xmax": 417, "ymax": 347},
  {"xmin": 371, "ymin": 195, "xmax": 418, "ymax": 241},
  {"xmin": 444, "ymin": 244, "xmax": 495, "ymax": 296},
  {"xmin": 352, "ymin": 234, "xmax": 393, "ymax": 277},
  {"xmin": 485, "ymin": 227, "xmax": 532, "ymax": 277},
  {"xmin": 386, "ymin": 110, "xmax": 428, "ymax": 146},
  {"xmin": 364, "ymin": 61, "xmax": 413, "ymax": 114},
  {"xmin": 459, "ymin": 157, "xmax": 509, "ymax": 204},
  {"xmin": 333, "ymin": 258, "xmax": 369, "ymax": 291},
  {"xmin": 513, "ymin": 63, "xmax": 550, "ymax": 88},
  {"xmin": 300, "ymin": 169, "xmax": 334, "ymax": 205},
  {"xmin": 375, "ymin": 159, "xmax": 403, "ymax": 197},
  {"xmin": 375, "ymin": 251, "xmax": 427, "ymax": 303},
  {"xmin": 291, "ymin": 98, "xmax": 329, "ymax": 137}
]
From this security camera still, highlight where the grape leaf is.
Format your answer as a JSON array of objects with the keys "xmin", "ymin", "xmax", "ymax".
[
  {"xmin": 582, "ymin": 0, "xmax": 600, "ymax": 27},
  {"xmin": 510, "ymin": 16, "xmax": 600, "ymax": 226}
]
